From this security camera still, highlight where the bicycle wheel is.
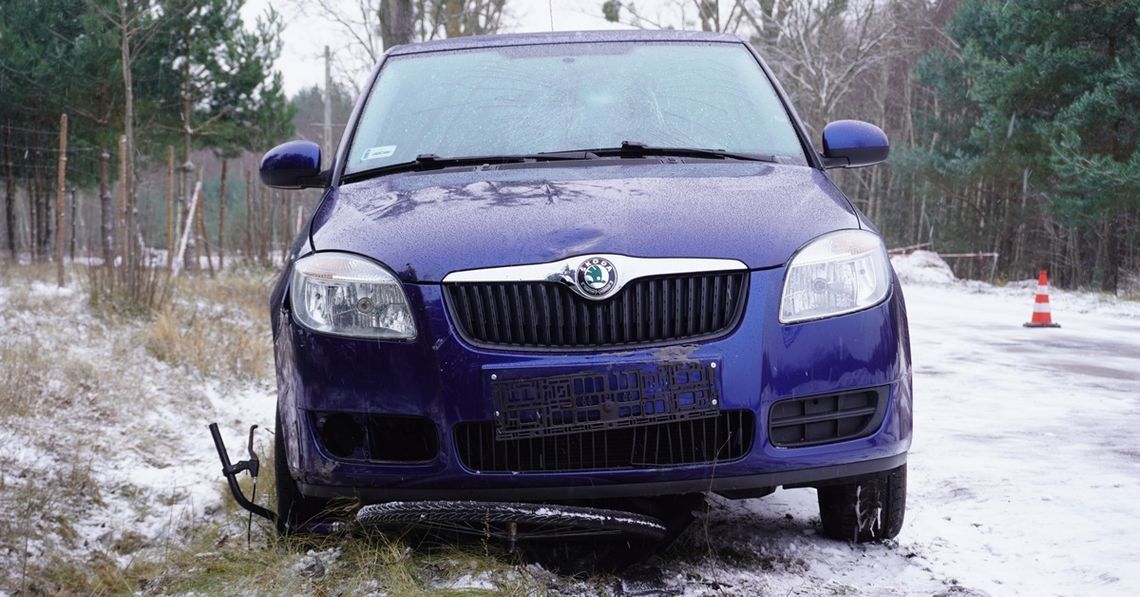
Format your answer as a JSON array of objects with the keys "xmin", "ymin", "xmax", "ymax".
[{"xmin": 356, "ymin": 500, "xmax": 667, "ymax": 542}]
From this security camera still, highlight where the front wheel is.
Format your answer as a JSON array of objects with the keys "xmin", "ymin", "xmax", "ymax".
[{"xmin": 816, "ymin": 464, "xmax": 906, "ymax": 542}]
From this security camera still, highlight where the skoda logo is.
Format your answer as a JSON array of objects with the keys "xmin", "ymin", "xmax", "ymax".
[{"xmin": 577, "ymin": 257, "xmax": 617, "ymax": 297}]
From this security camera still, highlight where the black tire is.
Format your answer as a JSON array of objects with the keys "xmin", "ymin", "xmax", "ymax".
[
  {"xmin": 275, "ymin": 410, "xmax": 328, "ymax": 535},
  {"xmin": 357, "ymin": 500, "xmax": 668, "ymax": 542},
  {"xmin": 817, "ymin": 464, "xmax": 906, "ymax": 542}
]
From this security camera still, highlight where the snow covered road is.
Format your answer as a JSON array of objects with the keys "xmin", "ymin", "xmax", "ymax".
[
  {"xmin": 900, "ymin": 282, "xmax": 1140, "ymax": 595},
  {"xmin": 638, "ymin": 279, "xmax": 1140, "ymax": 596}
]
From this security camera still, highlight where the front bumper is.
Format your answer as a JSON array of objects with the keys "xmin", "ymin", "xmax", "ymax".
[{"xmin": 272, "ymin": 267, "xmax": 913, "ymax": 501}]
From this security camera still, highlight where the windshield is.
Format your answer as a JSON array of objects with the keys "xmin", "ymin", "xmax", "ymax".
[{"xmin": 344, "ymin": 42, "xmax": 807, "ymax": 174}]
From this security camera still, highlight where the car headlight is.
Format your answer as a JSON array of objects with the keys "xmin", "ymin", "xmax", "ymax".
[
  {"xmin": 290, "ymin": 252, "xmax": 417, "ymax": 339},
  {"xmin": 779, "ymin": 230, "xmax": 891, "ymax": 324}
]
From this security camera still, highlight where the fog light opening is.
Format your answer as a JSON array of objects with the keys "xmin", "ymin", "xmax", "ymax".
[{"xmin": 314, "ymin": 413, "xmax": 368, "ymax": 460}]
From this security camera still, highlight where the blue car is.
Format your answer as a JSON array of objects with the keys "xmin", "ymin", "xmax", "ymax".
[{"xmin": 260, "ymin": 30, "xmax": 912, "ymax": 545}]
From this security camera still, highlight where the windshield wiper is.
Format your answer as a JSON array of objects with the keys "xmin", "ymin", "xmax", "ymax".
[
  {"xmin": 342, "ymin": 152, "xmax": 600, "ymax": 183},
  {"xmin": 546, "ymin": 141, "xmax": 776, "ymax": 163},
  {"xmin": 341, "ymin": 143, "xmax": 772, "ymax": 183}
]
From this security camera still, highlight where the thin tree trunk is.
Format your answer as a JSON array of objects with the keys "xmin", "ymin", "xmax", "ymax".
[
  {"xmin": 100, "ymin": 149, "xmax": 113, "ymax": 267},
  {"xmin": 42, "ymin": 173, "xmax": 53, "ymax": 262},
  {"xmin": 218, "ymin": 159, "xmax": 227, "ymax": 270},
  {"xmin": 323, "ymin": 47, "xmax": 333, "ymax": 159},
  {"xmin": 118, "ymin": 0, "xmax": 135, "ymax": 271},
  {"xmin": 69, "ymin": 187, "xmax": 77, "ymax": 261},
  {"xmin": 1103, "ymin": 215, "xmax": 1120, "ymax": 293},
  {"xmin": 119, "ymin": 135, "xmax": 128, "ymax": 267},
  {"xmin": 181, "ymin": 29, "xmax": 196, "ymax": 273},
  {"xmin": 4, "ymin": 142, "xmax": 15, "ymax": 259},
  {"xmin": 379, "ymin": 0, "xmax": 415, "ymax": 49},
  {"xmin": 166, "ymin": 145, "xmax": 175, "ymax": 270},
  {"xmin": 245, "ymin": 167, "xmax": 252, "ymax": 263},
  {"xmin": 444, "ymin": 0, "xmax": 462, "ymax": 37},
  {"xmin": 279, "ymin": 191, "xmax": 290, "ymax": 263},
  {"xmin": 172, "ymin": 177, "xmax": 202, "ymax": 278},
  {"xmin": 54, "ymin": 113, "xmax": 68, "ymax": 287},
  {"xmin": 196, "ymin": 198, "xmax": 215, "ymax": 278},
  {"xmin": 261, "ymin": 186, "xmax": 271, "ymax": 265},
  {"xmin": 255, "ymin": 185, "xmax": 264, "ymax": 266},
  {"xmin": 28, "ymin": 177, "xmax": 38, "ymax": 261}
]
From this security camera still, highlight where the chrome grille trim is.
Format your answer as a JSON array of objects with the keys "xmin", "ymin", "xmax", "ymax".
[{"xmin": 441, "ymin": 254, "xmax": 748, "ymax": 301}]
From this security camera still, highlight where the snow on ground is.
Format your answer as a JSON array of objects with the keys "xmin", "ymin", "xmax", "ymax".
[
  {"xmin": 893, "ymin": 279, "xmax": 1140, "ymax": 595},
  {"xmin": 892, "ymin": 249, "xmax": 958, "ymax": 285},
  {"xmin": 0, "ymin": 274, "xmax": 276, "ymax": 586},
  {"xmin": 1, "ymin": 256, "xmax": 1137, "ymax": 595}
]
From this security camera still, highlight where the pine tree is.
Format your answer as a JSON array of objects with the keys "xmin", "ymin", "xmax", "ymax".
[{"xmin": 917, "ymin": 0, "xmax": 1140, "ymax": 291}]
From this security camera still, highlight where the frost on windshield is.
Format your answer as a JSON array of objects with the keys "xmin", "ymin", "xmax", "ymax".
[{"xmin": 345, "ymin": 43, "xmax": 806, "ymax": 172}]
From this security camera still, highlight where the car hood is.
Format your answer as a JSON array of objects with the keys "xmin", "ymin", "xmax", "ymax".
[{"xmin": 309, "ymin": 162, "xmax": 859, "ymax": 282}]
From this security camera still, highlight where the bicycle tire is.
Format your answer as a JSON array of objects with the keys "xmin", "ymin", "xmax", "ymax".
[{"xmin": 357, "ymin": 500, "xmax": 667, "ymax": 541}]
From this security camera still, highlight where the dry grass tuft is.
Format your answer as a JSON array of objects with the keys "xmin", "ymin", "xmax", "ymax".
[
  {"xmin": 0, "ymin": 340, "xmax": 48, "ymax": 422},
  {"xmin": 120, "ymin": 525, "xmax": 537, "ymax": 596},
  {"xmin": 86, "ymin": 262, "xmax": 174, "ymax": 318},
  {"xmin": 144, "ymin": 272, "xmax": 275, "ymax": 381}
]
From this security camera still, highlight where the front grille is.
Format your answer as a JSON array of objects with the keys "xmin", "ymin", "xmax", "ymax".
[
  {"xmin": 768, "ymin": 387, "xmax": 887, "ymax": 448},
  {"xmin": 455, "ymin": 410, "xmax": 754, "ymax": 472},
  {"xmin": 444, "ymin": 271, "xmax": 747, "ymax": 349}
]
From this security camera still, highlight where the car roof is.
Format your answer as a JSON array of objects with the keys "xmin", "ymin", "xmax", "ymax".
[{"xmin": 385, "ymin": 29, "xmax": 745, "ymax": 56}]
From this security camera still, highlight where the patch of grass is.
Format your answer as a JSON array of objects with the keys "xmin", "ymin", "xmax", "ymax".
[
  {"xmin": 142, "ymin": 530, "xmax": 426, "ymax": 595},
  {"xmin": 0, "ymin": 262, "xmax": 59, "ymax": 285},
  {"xmin": 0, "ymin": 339, "xmax": 48, "ymax": 421},
  {"xmin": 86, "ymin": 262, "xmax": 174, "ymax": 319},
  {"xmin": 99, "ymin": 444, "xmax": 554, "ymax": 595},
  {"xmin": 144, "ymin": 271, "xmax": 275, "ymax": 380},
  {"xmin": 22, "ymin": 516, "xmax": 545, "ymax": 596},
  {"xmin": 178, "ymin": 267, "xmax": 278, "ymax": 323},
  {"xmin": 0, "ymin": 447, "xmax": 107, "ymax": 594}
]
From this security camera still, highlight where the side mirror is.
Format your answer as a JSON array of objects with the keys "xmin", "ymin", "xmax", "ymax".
[
  {"xmin": 260, "ymin": 140, "xmax": 326, "ymax": 188},
  {"xmin": 820, "ymin": 120, "xmax": 889, "ymax": 169}
]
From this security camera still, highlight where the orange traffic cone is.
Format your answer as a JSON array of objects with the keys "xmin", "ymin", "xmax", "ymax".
[{"xmin": 1024, "ymin": 270, "xmax": 1061, "ymax": 328}]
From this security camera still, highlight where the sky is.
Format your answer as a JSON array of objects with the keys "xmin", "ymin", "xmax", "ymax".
[{"xmin": 239, "ymin": 0, "xmax": 696, "ymax": 96}]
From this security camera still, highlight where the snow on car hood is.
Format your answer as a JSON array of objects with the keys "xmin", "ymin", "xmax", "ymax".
[{"xmin": 309, "ymin": 161, "xmax": 859, "ymax": 283}]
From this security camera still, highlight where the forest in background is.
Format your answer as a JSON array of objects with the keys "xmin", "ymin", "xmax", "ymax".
[
  {"xmin": 2, "ymin": 0, "xmax": 1138, "ymax": 293},
  {"xmin": 602, "ymin": 0, "xmax": 1140, "ymax": 292}
]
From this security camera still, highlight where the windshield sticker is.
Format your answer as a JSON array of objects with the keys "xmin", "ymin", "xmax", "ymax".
[{"xmin": 361, "ymin": 145, "xmax": 396, "ymax": 161}]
